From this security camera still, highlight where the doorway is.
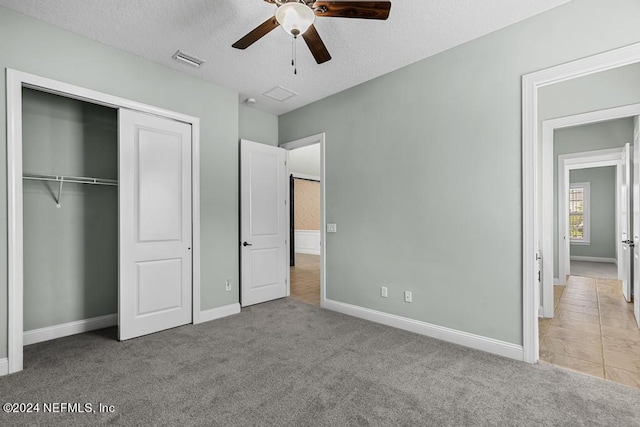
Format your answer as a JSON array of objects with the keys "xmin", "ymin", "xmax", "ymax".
[
  {"xmin": 288, "ymin": 148, "xmax": 321, "ymax": 306},
  {"xmin": 522, "ymin": 45, "xmax": 640, "ymax": 364},
  {"xmin": 6, "ymin": 69, "xmax": 201, "ymax": 374},
  {"xmin": 537, "ymin": 119, "xmax": 640, "ymax": 386},
  {"xmin": 282, "ymin": 134, "xmax": 326, "ymax": 307}
]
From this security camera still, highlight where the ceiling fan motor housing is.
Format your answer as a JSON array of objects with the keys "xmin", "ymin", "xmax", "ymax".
[{"xmin": 275, "ymin": 0, "xmax": 316, "ymax": 5}]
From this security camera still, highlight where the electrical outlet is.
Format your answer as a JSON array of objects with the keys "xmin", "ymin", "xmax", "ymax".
[
  {"xmin": 327, "ymin": 223, "xmax": 337, "ymax": 233},
  {"xmin": 404, "ymin": 291, "xmax": 412, "ymax": 303},
  {"xmin": 380, "ymin": 286, "xmax": 388, "ymax": 298},
  {"xmin": 225, "ymin": 279, "xmax": 231, "ymax": 291}
]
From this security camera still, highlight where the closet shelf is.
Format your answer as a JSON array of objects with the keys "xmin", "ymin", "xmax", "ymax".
[
  {"xmin": 23, "ymin": 173, "xmax": 118, "ymax": 208},
  {"xmin": 23, "ymin": 173, "xmax": 118, "ymax": 186}
]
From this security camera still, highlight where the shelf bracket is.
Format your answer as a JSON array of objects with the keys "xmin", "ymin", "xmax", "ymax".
[{"xmin": 55, "ymin": 179, "xmax": 63, "ymax": 208}]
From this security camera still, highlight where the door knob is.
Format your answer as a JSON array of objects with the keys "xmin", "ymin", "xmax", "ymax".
[
  {"xmin": 242, "ymin": 242, "xmax": 252, "ymax": 247},
  {"xmin": 623, "ymin": 239, "xmax": 635, "ymax": 247}
]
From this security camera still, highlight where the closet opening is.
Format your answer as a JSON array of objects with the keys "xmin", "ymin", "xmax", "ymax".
[
  {"xmin": 7, "ymin": 70, "xmax": 202, "ymax": 375},
  {"xmin": 22, "ymin": 87, "xmax": 119, "ymax": 347}
]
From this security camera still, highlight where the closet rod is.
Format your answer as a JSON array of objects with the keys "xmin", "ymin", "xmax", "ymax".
[
  {"xmin": 23, "ymin": 173, "xmax": 117, "ymax": 208},
  {"xmin": 23, "ymin": 173, "xmax": 118, "ymax": 186}
]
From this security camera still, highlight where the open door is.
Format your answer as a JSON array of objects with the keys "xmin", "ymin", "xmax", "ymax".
[
  {"xmin": 118, "ymin": 109, "xmax": 193, "ymax": 340},
  {"xmin": 622, "ymin": 142, "xmax": 633, "ymax": 302},
  {"xmin": 240, "ymin": 140, "xmax": 288, "ymax": 307},
  {"xmin": 633, "ymin": 118, "xmax": 640, "ymax": 327}
]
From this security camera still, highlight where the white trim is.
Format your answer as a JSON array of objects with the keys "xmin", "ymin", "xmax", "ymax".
[
  {"xmin": 0, "ymin": 358, "xmax": 7, "ymax": 376},
  {"xmin": 198, "ymin": 303, "xmax": 241, "ymax": 323},
  {"xmin": 295, "ymin": 248, "xmax": 321, "ymax": 255},
  {"xmin": 191, "ymin": 120, "xmax": 202, "ymax": 324},
  {"xmin": 324, "ymin": 299, "xmax": 524, "ymax": 361},
  {"xmin": 291, "ymin": 172, "xmax": 320, "ymax": 182},
  {"xmin": 281, "ymin": 133, "xmax": 326, "ymax": 308},
  {"xmin": 6, "ymin": 69, "xmax": 202, "ymax": 373},
  {"xmin": 11, "ymin": 70, "xmax": 198, "ymax": 123},
  {"xmin": 570, "ymin": 256, "xmax": 617, "ymax": 263},
  {"xmin": 7, "ymin": 68, "xmax": 24, "ymax": 374},
  {"xmin": 522, "ymin": 42, "xmax": 640, "ymax": 364},
  {"xmin": 23, "ymin": 314, "xmax": 117, "ymax": 346}
]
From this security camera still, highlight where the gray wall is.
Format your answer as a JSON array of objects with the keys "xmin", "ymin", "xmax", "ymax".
[
  {"xmin": 239, "ymin": 105, "xmax": 278, "ymax": 146},
  {"xmin": 0, "ymin": 7, "xmax": 240, "ymax": 358},
  {"xmin": 23, "ymin": 88, "xmax": 118, "ymax": 330},
  {"xmin": 278, "ymin": 0, "xmax": 640, "ymax": 345},
  {"xmin": 539, "ymin": 62, "xmax": 640, "ymax": 122},
  {"xmin": 569, "ymin": 167, "xmax": 616, "ymax": 259},
  {"xmin": 552, "ymin": 119, "xmax": 633, "ymax": 277}
]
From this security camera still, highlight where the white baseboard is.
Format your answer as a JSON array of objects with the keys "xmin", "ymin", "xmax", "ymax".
[
  {"xmin": 295, "ymin": 249, "xmax": 321, "ymax": 255},
  {"xmin": 570, "ymin": 256, "xmax": 616, "ymax": 263},
  {"xmin": 0, "ymin": 358, "xmax": 8, "ymax": 376},
  {"xmin": 324, "ymin": 299, "xmax": 524, "ymax": 361},
  {"xmin": 198, "ymin": 303, "xmax": 241, "ymax": 324},
  {"xmin": 23, "ymin": 313, "xmax": 117, "ymax": 346}
]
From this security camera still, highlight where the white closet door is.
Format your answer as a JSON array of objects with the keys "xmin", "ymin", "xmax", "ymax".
[{"xmin": 118, "ymin": 109, "xmax": 192, "ymax": 340}]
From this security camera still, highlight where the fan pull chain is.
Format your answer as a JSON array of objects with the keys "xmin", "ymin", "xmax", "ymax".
[{"xmin": 291, "ymin": 35, "xmax": 298, "ymax": 75}]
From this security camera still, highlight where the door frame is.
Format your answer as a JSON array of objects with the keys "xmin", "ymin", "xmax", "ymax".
[
  {"xmin": 554, "ymin": 147, "xmax": 625, "ymax": 315},
  {"xmin": 280, "ymin": 133, "xmax": 326, "ymax": 307},
  {"xmin": 522, "ymin": 41, "xmax": 640, "ymax": 363},
  {"xmin": 6, "ymin": 69, "xmax": 201, "ymax": 374}
]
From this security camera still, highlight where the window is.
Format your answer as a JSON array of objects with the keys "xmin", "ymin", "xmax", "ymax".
[{"xmin": 569, "ymin": 182, "xmax": 590, "ymax": 244}]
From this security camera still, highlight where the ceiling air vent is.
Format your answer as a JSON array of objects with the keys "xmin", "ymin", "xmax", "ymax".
[
  {"xmin": 172, "ymin": 50, "xmax": 205, "ymax": 67},
  {"xmin": 263, "ymin": 86, "xmax": 297, "ymax": 102}
]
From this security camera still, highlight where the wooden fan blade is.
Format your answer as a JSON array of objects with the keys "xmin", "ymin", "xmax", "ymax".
[
  {"xmin": 313, "ymin": 1, "xmax": 391, "ymax": 20},
  {"xmin": 232, "ymin": 17, "xmax": 280, "ymax": 49},
  {"xmin": 302, "ymin": 24, "xmax": 331, "ymax": 64}
]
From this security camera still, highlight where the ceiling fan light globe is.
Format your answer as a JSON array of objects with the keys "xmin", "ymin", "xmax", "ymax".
[{"xmin": 275, "ymin": 2, "xmax": 315, "ymax": 37}]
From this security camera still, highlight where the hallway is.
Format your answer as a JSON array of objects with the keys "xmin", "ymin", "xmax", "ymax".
[{"xmin": 539, "ymin": 275, "xmax": 640, "ymax": 388}]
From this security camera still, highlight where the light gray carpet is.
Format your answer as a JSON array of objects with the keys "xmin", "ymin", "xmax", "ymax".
[
  {"xmin": 570, "ymin": 261, "xmax": 618, "ymax": 280},
  {"xmin": 1, "ymin": 298, "xmax": 640, "ymax": 426}
]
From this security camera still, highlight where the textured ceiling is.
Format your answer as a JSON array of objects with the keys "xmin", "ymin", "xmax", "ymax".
[{"xmin": 0, "ymin": 0, "xmax": 570, "ymax": 115}]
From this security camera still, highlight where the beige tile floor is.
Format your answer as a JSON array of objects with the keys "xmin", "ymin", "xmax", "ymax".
[{"xmin": 539, "ymin": 275, "xmax": 640, "ymax": 388}]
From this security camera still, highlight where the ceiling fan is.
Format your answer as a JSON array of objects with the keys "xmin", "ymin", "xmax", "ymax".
[{"xmin": 232, "ymin": 0, "xmax": 392, "ymax": 65}]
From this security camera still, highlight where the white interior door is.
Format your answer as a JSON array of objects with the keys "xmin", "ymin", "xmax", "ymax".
[
  {"xmin": 622, "ymin": 142, "xmax": 633, "ymax": 302},
  {"xmin": 240, "ymin": 140, "xmax": 287, "ymax": 307},
  {"xmin": 633, "ymin": 118, "xmax": 640, "ymax": 327},
  {"xmin": 118, "ymin": 109, "xmax": 193, "ymax": 340}
]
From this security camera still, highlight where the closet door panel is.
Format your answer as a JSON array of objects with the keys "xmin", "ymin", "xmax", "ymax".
[
  {"xmin": 136, "ymin": 128, "xmax": 183, "ymax": 242},
  {"xmin": 136, "ymin": 259, "xmax": 183, "ymax": 316},
  {"xmin": 119, "ymin": 109, "xmax": 192, "ymax": 341}
]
